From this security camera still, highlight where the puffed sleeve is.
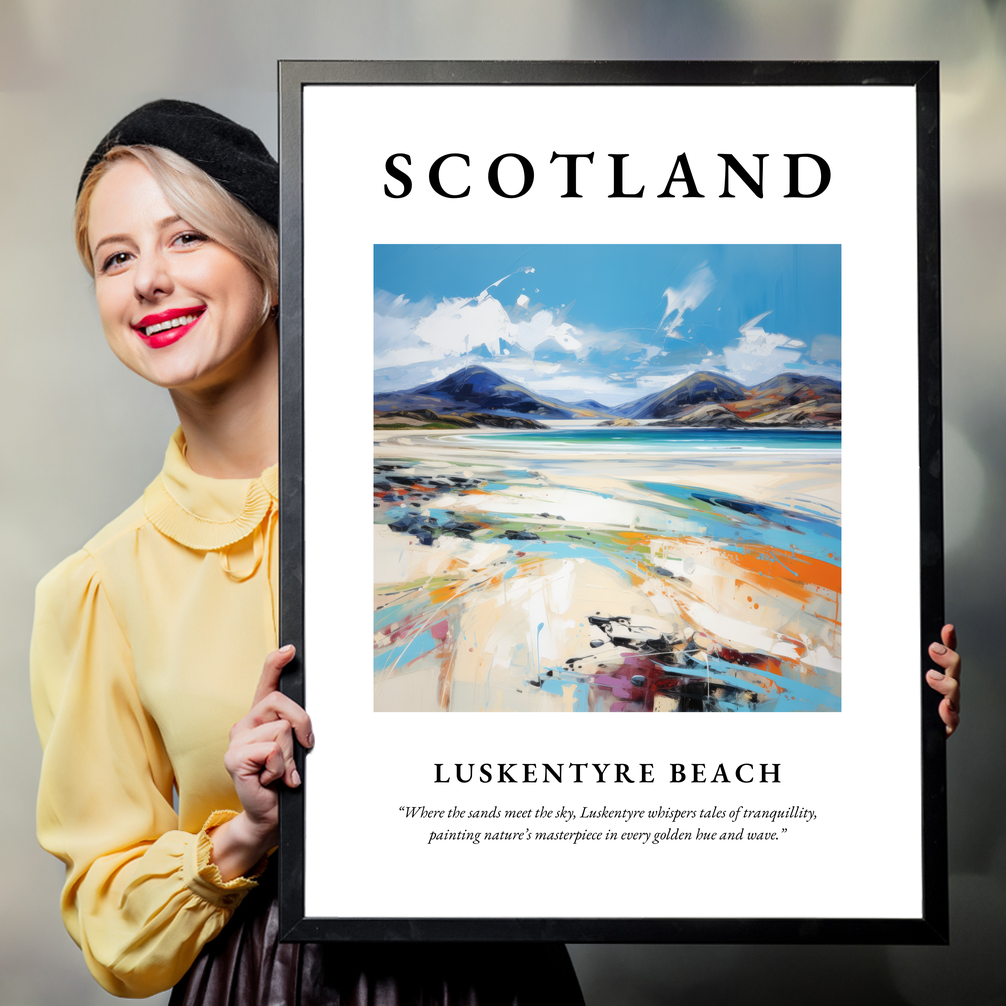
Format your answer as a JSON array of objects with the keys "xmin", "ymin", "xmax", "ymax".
[{"xmin": 31, "ymin": 549, "xmax": 262, "ymax": 998}]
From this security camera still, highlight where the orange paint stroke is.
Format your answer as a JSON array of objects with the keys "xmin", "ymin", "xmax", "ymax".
[
  {"xmin": 813, "ymin": 611, "xmax": 841, "ymax": 627},
  {"xmin": 429, "ymin": 583, "xmax": 458, "ymax": 604},
  {"xmin": 724, "ymin": 545, "xmax": 841, "ymax": 599},
  {"xmin": 613, "ymin": 531, "xmax": 653, "ymax": 549}
]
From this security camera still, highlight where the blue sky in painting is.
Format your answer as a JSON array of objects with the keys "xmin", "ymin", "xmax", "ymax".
[{"xmin": 374, "ymin": 245, "xmax": 841, "ymax": 406}]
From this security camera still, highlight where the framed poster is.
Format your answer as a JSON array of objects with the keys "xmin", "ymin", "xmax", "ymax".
[{"xmin": 277, "ymin": 61, "xmax": 946, "ymax": 943}]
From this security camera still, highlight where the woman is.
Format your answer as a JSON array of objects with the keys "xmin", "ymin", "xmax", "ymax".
[
  {"xmin": 31, "ymin": 100, "xmax": 586, "ymax": 1003},
  {"xmin": 33, "ymin": 98, "xmax": 963, "ymax": 1003}
]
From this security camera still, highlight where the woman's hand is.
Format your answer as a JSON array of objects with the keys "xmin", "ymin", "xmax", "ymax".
[
  {"xmin": 926, "ymin": 624, "xmax": 961, "ymax": 738},
  {"xmin": 209, "ymin": 645, "xmax": 314, "ymax": 881}
]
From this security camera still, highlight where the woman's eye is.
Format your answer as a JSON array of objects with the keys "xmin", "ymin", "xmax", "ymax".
[
  {"xmin": 101, "ymin": 251, "xmax": 131, "ymax": 273},
  {"xmin": 173, "ymin": 231, "xmax": 208, "ymax": 248}
]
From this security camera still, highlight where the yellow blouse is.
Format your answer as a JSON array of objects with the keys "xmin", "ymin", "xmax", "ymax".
[{"xmin": 31, "ymin": 429, "xmax": 279, "ymax": 998}]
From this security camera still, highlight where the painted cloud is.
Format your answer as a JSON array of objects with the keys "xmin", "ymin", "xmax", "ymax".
[{"xmin": 374, "ymin": 246, "xmax": 841, "ymax": 405}]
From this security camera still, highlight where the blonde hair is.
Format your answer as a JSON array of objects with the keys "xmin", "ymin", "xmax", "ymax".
[{"xmin": 75, "ymin": 145, "xmax": 278, "ymax": 323}]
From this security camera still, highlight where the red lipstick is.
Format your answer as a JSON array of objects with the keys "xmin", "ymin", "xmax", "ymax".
[{"xmin": 132, "ymin": 306, "xmax": 205, "ymax": 349}]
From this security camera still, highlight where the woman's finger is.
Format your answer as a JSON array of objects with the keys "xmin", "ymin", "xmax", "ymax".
[
  {"xmin": 231, "ymin": 690, "xmax": 313, "ymax": 750},
  {"xmin": 244, "ymin": 690, "xmax": 313, "ymax": 749},
  {"xmin": 941, "ymin": 623, "xmax": 957, "ymax": 653},
  {"xmin": 224, "ymin": 739, "xmax": 287, "ymax": 787},
  {"xmin": 928, "ymin": 640, "xmax": 961, "ymax": 681},
  {"xmin": 926, "ymin": 668, "xmax": 960, "ymax": 737},
  {"xmin": 252, "ymin": 644, "xmax": 296, "ymax": 707},
  {"xmin": 940, "ymin": 698, "xmax": 961, "ymax": 737},
  {"xmin": 233, "ymin": 718, "xmax": 301, "ymax": 788},
  {"xmin": 929, "ymin": 624, "xmax": 961, "ymax": 737},
  {"xmin": 256, "ymin": 742, "xmax": 287, "ymax": 787},
  {"xmin": 925, "ymin": 669, "xmax": 959, "ymax": 704}
]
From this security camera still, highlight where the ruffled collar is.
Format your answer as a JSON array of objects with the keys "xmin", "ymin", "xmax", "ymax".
[{"xmin": 143, "ymin": 428, "xmax": 278, "ymax": 551}]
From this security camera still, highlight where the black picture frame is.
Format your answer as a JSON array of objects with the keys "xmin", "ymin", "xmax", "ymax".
[{"xmin": 277, "ymin": 60, "xmax": 945, "ymax": 944}]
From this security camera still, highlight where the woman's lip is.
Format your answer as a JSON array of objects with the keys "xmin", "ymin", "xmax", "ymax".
[
  {"xmin": 139, "ymin": 313, "xmax": 203, "ymax": 349},
  {"xmin": 132, "ymin": 306, "xmax": 206, "ymax": 344},
  {"xmin": 135, "ymin": 306, "xmax": 205, "ymax": 328}
]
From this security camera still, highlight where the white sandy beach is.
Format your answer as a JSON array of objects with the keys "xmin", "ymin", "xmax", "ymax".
[{"xmin": 374, "ymin": 428, "xmax": 841, "ymax": 713}]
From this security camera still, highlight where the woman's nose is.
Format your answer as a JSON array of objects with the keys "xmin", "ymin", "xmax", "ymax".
[{"xmin": 133, "ymin": 249, "xmax": 173, "ymax": 302}]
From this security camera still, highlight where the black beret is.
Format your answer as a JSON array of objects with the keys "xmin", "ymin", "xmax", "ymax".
[{"xmin": 78, "ymin": 99, "xmax": 278, "ymax": 228}]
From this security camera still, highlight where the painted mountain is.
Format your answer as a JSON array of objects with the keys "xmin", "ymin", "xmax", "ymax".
[
  {"xmin": 373, "ymin": 365, "xmax": 616, "ymax": 420},
  {"xmin": 374, "ymin": 365, "xmax": 840, "ymax": 427},
  {"xmin": 613, "ymin": 372, "xmax": 751, "ymax": 420},
  {"xmin": 615, "ymin": 371, "xmax": 842, "ymax": 427},
  {"xmin": 720, "ymin": 373, "xmax": 842, "ymax": 426}
]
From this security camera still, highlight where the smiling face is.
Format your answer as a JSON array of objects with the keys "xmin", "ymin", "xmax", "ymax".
[{"xmin": 87, "ymin": 158, "xmax": 272, "ymax": 392}]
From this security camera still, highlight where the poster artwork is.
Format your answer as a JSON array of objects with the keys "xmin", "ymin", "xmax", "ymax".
[
  {"xmin": 372, "ymin": 244, "xmax": 841, "ymax": 714},
  {"xmin": 288, "ymin": 65, "xmax": 943, "ymax": 939}
]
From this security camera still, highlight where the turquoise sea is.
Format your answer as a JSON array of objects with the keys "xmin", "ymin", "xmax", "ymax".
[{"xmin": 452, "ymin": 427, "xmax": 841, "ymax": 455}]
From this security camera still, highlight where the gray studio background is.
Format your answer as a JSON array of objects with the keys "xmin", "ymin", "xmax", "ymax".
[{"xmin": 1, "ymin": 2, "xmax": 1002, "ymax": 1003}]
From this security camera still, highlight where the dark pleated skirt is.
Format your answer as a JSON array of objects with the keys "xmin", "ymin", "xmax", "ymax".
[{"xmin": 169, "ymin": 869, "xmax": 584, "ymax": 1006}]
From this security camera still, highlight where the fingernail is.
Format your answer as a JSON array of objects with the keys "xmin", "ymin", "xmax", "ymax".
[
  {"xmin": 292, "ymin": 768, "xmax": 301, "ymax": 787},
  {"xmin": 306, "ymin": 732, "xmax": 315, "ymax": 748},
  {"xmin": 931, "ymin": 643, "xmax": 947, "ymax": 654},
  {"xmin": 927, "ymin": 670, "xmax": 944, "ymax": 680},
  {"xmin": 280, "ymin": 644, "xmax": 295, "ymax": 654}
]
